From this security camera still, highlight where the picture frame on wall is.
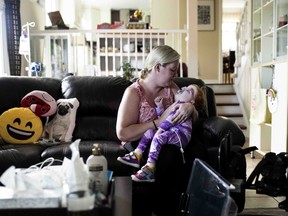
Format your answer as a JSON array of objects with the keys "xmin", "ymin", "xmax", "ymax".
[{"xmin": 198, "ymin": 0, "xmax": 215, "ymax": 31}]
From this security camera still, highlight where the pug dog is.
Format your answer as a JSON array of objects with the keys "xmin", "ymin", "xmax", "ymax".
[{"xmin": 44, "ymin": 98, "xmax": 79, "ymax": 143}]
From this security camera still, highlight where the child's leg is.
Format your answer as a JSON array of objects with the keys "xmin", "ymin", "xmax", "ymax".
[
  {"xmin": 146, "ymin": 131, "xmax": 173, "ymax": 166},
  {"xmin": 117, "ymin": 129, "xmax": 156, "ymax": 168},
  {"xmin": 131, "ymin": 132, "xmax": 173, "ymax": 182},
  {"xmin": 136, "ymin": 128, "xmax": 156, "ymax": 154}
]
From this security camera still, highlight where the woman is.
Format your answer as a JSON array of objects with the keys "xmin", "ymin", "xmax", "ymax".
[
  {"xmin": 116, "ymin": 45, "xmax": 197, "ymax": 216},
  {"xmin": 117, "ymin": 84, "xmax": 206, "ymax": 182},
  {"xmin": 116, "ymin": 45, "xmax": 196, "ymax": 142}
]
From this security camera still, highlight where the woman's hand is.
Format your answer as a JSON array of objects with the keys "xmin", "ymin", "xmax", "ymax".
[{"xmin": 169, "ymin": 102, "xmax": 198, "ymax": 125}]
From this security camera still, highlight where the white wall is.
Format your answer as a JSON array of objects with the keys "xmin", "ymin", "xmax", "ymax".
[
  {"xmin": 222, "ymin": 22, "xmax": 237, "ymax": 53},
  {"xmin": 82, "ymin": 7, "xmax": 101, "ymax": 30},
  {"xmin": 99, "ymin": 8, "xmax": 112, "ymax": 24},
  {"xmin": 120, "ymin": 9, "xmax": 130, "ymax": 25}
]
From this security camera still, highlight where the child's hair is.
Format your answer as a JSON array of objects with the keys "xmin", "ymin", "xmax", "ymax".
[{"xmin": 193, "ymin": 84, "xmax": 207, "ymax": 114}]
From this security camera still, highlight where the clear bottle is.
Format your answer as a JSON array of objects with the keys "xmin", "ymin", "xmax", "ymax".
[{"xmin": 86, "ymin": 144, "xmax": 108, "ymax": 195}]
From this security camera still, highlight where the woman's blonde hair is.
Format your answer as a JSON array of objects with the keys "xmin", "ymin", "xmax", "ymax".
[{"xmin": 140, "ymin": 45, "xmax": 180, "ymax": 79}]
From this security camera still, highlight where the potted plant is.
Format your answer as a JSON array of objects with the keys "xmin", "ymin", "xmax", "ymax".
[{"xmin": 120, "ymin": 62, "xmax": 135, "ymax": 80}]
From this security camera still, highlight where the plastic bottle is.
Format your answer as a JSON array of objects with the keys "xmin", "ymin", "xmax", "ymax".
[{"xmin": 86, "ymin": 144, "xmax": 108, "ymax": 195}]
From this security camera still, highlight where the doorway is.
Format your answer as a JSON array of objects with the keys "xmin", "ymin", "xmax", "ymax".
[
  {"xmin": 111, "ymin": 10, "xmax": 120, "ymax": 24},
  {"xmin": 222, "ymin": 18, "xmax": 237, "ymax": 84}
]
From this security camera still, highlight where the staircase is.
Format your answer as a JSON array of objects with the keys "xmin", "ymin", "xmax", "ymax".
[{"xmin": 207, "ymin": 83, "xmax": 248, "ymax": 137}]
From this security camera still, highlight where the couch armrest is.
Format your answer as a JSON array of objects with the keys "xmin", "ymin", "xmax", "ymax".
[
  {"xmin": 191, "ymin": 116, "xmax": 246, "ymax": 177},
  {"xmin": 199, "ymin": 116, "xmax": 246, "ymax": 148}
]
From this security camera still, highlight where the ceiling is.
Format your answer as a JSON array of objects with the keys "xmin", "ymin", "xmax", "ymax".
[
  {"xmin": 223, "ymin": 0, "xmax": 245, "ymax": 13},
  {"xmin": 223, "ymin": 0, "xmax": 246, "ymax": 22},
  {"xmin": 82, "ymin": 0, "xmax": 246, "ymax": 23}
]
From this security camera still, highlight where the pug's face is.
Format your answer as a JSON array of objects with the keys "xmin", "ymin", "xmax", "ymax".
[{"xmin": 57, "ymin": 102, "xmax": 74, "ymax": 116}]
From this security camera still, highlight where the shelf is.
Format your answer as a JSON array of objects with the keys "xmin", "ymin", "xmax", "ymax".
[
  {"xmin": 277, "ymin": 24, "xmax": 288, "ymax": 31},
  {"xmin": 263, "ymin": 0, "xmax": 273, "ymax": 7},
  {"xmin": 262, "ymin": 31, "xmax": 273, "ymax": 37},
  {"xmin": 252, "ymin": 0, "xmax": 288, "ymax": 65}
]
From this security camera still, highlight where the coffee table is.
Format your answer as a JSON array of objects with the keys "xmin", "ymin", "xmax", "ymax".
[
  {"xmin": 0, "ymin": 176, "xmax": 132, "ymax": 216},
  {"xmin": 113, "ymin": 176, "xmax": 132, "ymax": 216}
]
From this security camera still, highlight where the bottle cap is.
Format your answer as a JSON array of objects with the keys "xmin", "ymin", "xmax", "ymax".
[{"xmin": 92, "ymin": 144, "xmax": 101, "ymax": 156}]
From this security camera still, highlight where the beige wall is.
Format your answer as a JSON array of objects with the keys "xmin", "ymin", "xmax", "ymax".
[
  {"xmin": 21, "ymin": 1, "xmax": 45, "ymax": 30},
  {"xmin": 151, "ymin": 0, "xmax": 179, "ymax": 29},
  {"xmin": 179, "ymin": 0, "xmax": 187, "ymax": 64},
  {"xmin": 152, "ymin": 0, "xmax": 221, "ymax": 81},
  {"xmin": 197, "ymin": 0, "xmax": 221, "ymax": 82}
]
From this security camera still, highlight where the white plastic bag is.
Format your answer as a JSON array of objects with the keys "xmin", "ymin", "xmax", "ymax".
[
  {"xmin": 19, "ymin": 30, "xmax": 30, "ymax": 55},
  {"xmin": 250, "ymin": 70, "xmax": 271, "ymax": 124}
]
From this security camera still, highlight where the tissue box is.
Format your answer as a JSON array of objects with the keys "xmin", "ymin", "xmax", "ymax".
[
  {"xmin": 0, "ymin": 187, "xmax": 60, "ymax": 209},
  {"xmin": 0, "ymin": 179, "xmax": 115, "ymax": 216}
]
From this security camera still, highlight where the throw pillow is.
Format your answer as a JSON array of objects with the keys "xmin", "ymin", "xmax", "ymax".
[
  {"xmin": 21, "ymin": 90, "xmax": 57, "ymax": 117},
  {"xmin": 0, "ymin": 107, "xmax": 43, "ymax": 144}
]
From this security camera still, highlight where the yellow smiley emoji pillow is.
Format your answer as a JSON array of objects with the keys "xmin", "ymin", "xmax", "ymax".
[{"xmin": 0, "ymin": 107, "xmax": 43, "ymax": 144}]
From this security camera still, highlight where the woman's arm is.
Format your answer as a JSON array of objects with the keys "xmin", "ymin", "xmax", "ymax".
[{"xmin": 116, "ymin": 87, "xmax": 156, "ymax": 142}]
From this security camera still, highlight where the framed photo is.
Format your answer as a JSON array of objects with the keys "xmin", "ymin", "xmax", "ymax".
[{"xmin": 198, "ymin": 0, "xmax": 215, "ymax": 31}]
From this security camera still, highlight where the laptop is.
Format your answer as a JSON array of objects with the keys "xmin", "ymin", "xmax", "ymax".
[
  {"xmin": 178, "ymin": 159, "xmax": 237, "ymax": 216},
  {"xmin": 46, "ymin": 11, "xmax": 69, "ymax": 29}
]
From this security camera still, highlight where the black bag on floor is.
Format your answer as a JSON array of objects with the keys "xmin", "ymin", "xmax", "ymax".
[{"xmin": 246, "ymin": 152, "xmax": 288, "ymax": 197}]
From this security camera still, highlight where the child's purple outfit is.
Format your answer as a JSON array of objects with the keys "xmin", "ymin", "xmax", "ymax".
[{"xmin": 137, "ymin": 101, "xmax": 192, "ymax": 164}]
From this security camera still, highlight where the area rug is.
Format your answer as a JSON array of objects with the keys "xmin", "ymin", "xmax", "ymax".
[{"xmin": 237, "ymin": 208, "xmax": 288, "ymax": 216}]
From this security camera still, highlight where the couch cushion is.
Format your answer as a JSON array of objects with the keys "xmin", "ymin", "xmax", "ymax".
[
  {"xmin": 0, "ymin": 143, "xmax": 47, "ymax": 176},
  {"xmin": 61, "ymin": 76, "xmax": 132, "ymax": 116},
  {"xmin": 0, "ymin": 77, "xmax": 62, "ymax": 116},
  {"xmin": 61, "ymin": 76, "xmax": 132, "ymax": 141},
  {"xmin": 73, "ymin": 116, "xmax": 118, "ymax": 141}
]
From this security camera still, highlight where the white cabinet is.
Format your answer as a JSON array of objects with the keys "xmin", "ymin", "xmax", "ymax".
[
  {"xmin": 276, "ymin": 0, "xmax": 288, "ymax": 58},
  {"xmin": 250, "ymin": 0, "xmax": 288, "ymax": 152},
  {"xmin": 252, "ymin": 0, "xmax": 288, "ymax": 64},
  {"xmin": 252, "ymin": 0, "xmax": 274, "ymax": 64},
  {"xmin": 271, "ymin": 63, "xmax": 288, "ymax": 153},
  {"xmin": 249, "ymin": 68, "xmax": 272, "ymax": 152}
]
